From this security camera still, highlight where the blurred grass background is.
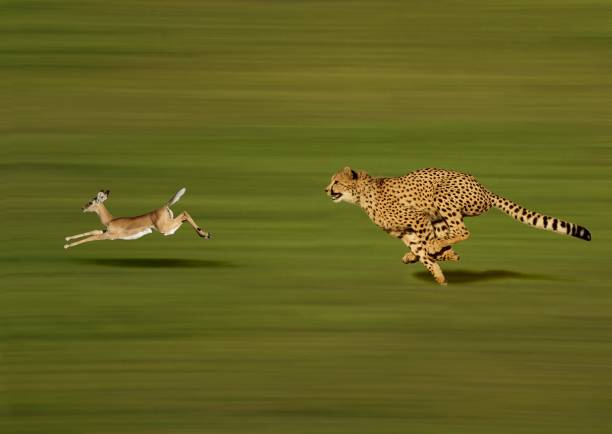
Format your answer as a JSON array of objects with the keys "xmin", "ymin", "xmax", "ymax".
[{"xmin": 2, "ymin": 1, "xmax": 612, "ymax": 433}]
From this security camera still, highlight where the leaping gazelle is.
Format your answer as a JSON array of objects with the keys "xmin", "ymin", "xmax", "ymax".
[{"xmin": 64, "ymin": 188, "xmax": 211, "ymax": 249}]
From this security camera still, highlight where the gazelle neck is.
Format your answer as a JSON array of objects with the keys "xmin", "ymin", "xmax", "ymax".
[{"xmin": 95, "ymin": 203, "xmax": 114, "ymax": 226}]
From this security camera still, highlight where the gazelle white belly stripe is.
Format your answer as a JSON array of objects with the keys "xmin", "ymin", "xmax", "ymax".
[
  {"xmin": 119, "ymin": 228, "xmax": 153, "ymax": 240},
  {"xmin": 163, "ymin": 225, "xmax": 180, "ymax": 236}
]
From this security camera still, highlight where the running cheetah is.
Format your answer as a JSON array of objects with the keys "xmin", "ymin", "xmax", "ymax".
[{"xmin": 325, "ymin": 167, "xmax": 591, "ymax": 285}]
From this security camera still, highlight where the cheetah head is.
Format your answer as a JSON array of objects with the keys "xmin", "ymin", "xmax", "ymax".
[{"xmin": 325, "ymin": 167, "xmax": 362, "ymax": 204}]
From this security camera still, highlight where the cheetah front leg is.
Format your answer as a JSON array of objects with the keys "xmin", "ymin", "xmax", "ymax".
[
  {"xmin": 402, "ymin": 219, "xmax": 459, "ymax": 264},
  {"xmin": 401, "ymin": 231, "xmax": 447, "ymax": 285}
]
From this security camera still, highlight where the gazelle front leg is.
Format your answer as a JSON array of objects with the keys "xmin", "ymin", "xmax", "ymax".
[
  {"xmin": 64, "ymin": 231, "xmax": 110, "ymax": 249},
  {"xmin": 65, "ymin": 229, "xmax": 104, "ymax": 242}
]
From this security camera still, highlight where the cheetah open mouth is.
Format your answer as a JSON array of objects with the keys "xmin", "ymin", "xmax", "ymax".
[{"xmin": 330, "ymin": 192, "xmax": 342, "ymax": 201}]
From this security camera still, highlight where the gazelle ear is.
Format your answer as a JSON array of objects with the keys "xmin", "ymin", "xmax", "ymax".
[
  {"xmin": 343, "ymin": 166, "xmax": 359, "ymax": 180},
  {"xmin": 96, "ymin": 190, "xmax": 109, "ymax": 203}
]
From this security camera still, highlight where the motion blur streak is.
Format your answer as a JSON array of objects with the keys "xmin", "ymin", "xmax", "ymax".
[{"xmin": 3, "ymin": 1, "xmax": 611, "ymax": 433}]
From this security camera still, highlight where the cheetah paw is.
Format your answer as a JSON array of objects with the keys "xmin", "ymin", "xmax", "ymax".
[
  {"xmin": 402, "ymin": 252, "xmax": 419, "ymax": 264},
  {"xmin": 440, "ymin": 250, "xmax": 460, "ymax": 262}
]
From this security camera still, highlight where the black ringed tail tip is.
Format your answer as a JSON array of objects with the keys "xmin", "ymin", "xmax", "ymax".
[{"xmin": 573, "ymin": 225, "xmax": 591, "ymax": 241}]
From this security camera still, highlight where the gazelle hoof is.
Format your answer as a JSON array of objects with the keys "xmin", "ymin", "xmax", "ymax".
[{"xmin": 63, "ymin": 244, "xmax": 69, "ymax": 249}]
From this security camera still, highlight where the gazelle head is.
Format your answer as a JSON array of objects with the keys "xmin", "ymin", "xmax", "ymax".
[{"xmin": 82, "ymin": 190, "xmax": 110, "ymax": 212}]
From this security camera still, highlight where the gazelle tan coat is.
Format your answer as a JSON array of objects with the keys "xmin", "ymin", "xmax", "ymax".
[{"xmin": 64, "ymin": 188, "xmax": 210, "ymax": 249}]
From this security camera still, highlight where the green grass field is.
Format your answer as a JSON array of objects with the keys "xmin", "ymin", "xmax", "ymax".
[{"xmin": 3, "ymin": 1, "xmax": 612, "ymax": 433}]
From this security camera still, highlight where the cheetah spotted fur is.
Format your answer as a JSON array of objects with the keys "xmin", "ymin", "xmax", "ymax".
[{"xmin": 325, "ymin": 167, "xmax": 591, "ymax": 285}]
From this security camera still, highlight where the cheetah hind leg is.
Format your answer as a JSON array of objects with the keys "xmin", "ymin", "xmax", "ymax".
[
  {"xmin": 402, "ymin": 219, "xmax": 459, "ymax": 264},
  {"xmin": 402, "ymin": 244, "xmax": 459, "ymax": 264},
  {"xmin": 430, "ymin": 219, "xmax": 460, "ymax": 261}
]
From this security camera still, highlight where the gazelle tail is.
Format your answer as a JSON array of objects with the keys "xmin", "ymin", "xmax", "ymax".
[{"xmin": 167, "ymin": 187, "xmax": 186, "ymax": 207}]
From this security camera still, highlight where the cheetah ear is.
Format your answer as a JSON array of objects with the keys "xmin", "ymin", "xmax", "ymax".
[{"xmin": 343, "ymin": 166, "xmax": 359, "ymax": 180}]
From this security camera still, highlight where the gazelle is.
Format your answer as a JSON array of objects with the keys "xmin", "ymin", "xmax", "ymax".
[{"xmin": 64, "ymin": 188, "xmax": 211, "ymax": 249}]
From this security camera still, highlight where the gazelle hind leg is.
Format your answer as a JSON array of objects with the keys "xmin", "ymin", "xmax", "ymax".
[
  {"xmin": 64, "ymin": 232, "xmax": 109, "ymax": 249},
  {"xmin": 65, "ymin": 229, "xmax": 103, "ymax": 241},
  {"xmin": 157, "ymin": 211, "xmax": 210, "ymax": 238},
  {"xmin": 180, "ymin": 211, "xmax": 210, "ymax": 238},
  {"xmin": 157, "ymin": 216, "xmax": 184, "ymax": 236}
]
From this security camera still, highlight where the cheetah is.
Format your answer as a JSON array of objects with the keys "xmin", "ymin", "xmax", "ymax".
[{"xmin": 325, "ymin": 167, "xmax": 591, "ymax": 285}]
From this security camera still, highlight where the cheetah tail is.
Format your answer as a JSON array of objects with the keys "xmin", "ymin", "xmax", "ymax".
[
  {"xmin": 489, "ymin": 193, "xmax": 591, "ymax": 241},
  {"xmin": 166, "ymin": 187, "xmax": 186, "ymax": 207}
]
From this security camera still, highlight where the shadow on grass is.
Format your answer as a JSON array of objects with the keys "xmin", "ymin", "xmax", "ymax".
[
  {"xmin": 73, "ymin": 258, "xmax": 235, "ymax": 269},
  {"xmin": 414, "ymin": 269, "xmax": 555, "ymax": 284}
]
